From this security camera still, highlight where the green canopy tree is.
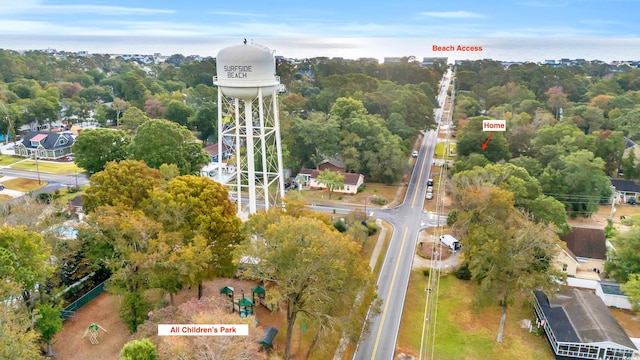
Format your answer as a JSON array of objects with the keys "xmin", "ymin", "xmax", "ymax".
[
  {"xmin": 119, "ymin": 338, "xmax": 158, "ymax": 360},
  {"xmin": 605, "ymin": 227, "xmax": 640, "ymax": 283},
  {"xmin": 315, "ymin": 169, "xmax": 345, "ymax": 199},
  {"xmin": 83, "ymin": 160, "xmax": 164, "ymax": 213},
  {"xmin": 72, "ymin": 128, "xmax": 131, "ymax": 175},
  {"xmin": 451, "ymin": 185, "xmax": 564, "ymax": 342},
  {"xmin": 238, "ymin": 214, "xmax": 376, "ymax": 360},
  {"xmin": 130, "ymin": 119, "xmax": 209, "ymax": 175},
  {"xmin": 34, "ymin": 302, "xmax": 64, "ymax": 357},
  {"xmin": 146, "ymin": 175, "xmax": 241, "ymax": 299}
]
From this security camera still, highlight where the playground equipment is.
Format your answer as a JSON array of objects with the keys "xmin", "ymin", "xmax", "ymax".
[{"xmin": 82, "ymin": 322, "xmax": 107, "ymax": 344}]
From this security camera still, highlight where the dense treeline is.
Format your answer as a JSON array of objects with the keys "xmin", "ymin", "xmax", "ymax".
[
  {"xmin": 451, "ymin": 59, "xmax": 640, "ymax": 217},
  {"xmin": 0, "ymin": 49, "xmax": 443, "ymax": 184}
]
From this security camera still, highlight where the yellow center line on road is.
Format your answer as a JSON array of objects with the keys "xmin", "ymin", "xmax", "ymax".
[{"xmin": 370, "ymin": 227, "xmax": 409, "ymax": 360}]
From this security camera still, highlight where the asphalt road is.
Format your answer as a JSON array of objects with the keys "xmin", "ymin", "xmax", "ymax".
[{"xmin": 353, "ymin": 69, "xmax": 451, "ymax": 360}]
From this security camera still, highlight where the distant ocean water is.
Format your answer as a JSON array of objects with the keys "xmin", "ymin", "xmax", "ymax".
[{"xmin": 1, "ymin": 35, "xmax": 639, "ymax": 63}]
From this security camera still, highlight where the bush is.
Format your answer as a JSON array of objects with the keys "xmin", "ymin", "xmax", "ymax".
[
  {"xmin": 357, "ymin": 183, "xmax": 366, "ymax": 193},
  {"xmin": 454, "ymin": 262, "xmax": 472, "ymax": 280},
  {"xmin": 422, "ymin": 269, "xmax": 430, "ymax": 277},
  {"xmin": 365, "ymin": 221, "xmax": 379, "ymax": 235},
  {"xmin": 119, "ymin": 338, "xmax": 158, "ymax": 360},
  {"xmin": 333, "ymin": 220, "xmax": 347, "ymax": 233},
  {"xmin": 372, "ymin": 195, "xmax": 387, "ymax": 205}
]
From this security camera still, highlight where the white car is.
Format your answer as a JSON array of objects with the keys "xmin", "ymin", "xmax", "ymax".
[
  {"xmin": 412, "ymin": 151, "xmax": 419, "ymax": 158},
  {"xmin": 425, "ymin": 192, "xmax": 433, "ymax": 200}
]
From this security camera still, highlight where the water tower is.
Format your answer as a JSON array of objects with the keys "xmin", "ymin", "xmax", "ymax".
[{"xmin": 214, "ymin": 41, "xmax": 285, "ymax": 214}]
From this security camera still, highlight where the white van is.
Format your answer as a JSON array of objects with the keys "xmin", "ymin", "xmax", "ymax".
[{"xmin": 439, "ymin": 234, "xmax": 462, "ymax": 251}]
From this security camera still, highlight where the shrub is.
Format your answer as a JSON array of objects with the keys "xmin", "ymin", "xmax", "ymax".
[
  {"xmin": 454, "ymin": 262, "xmax": 472, "ymax": 280},
  {"xmin": 422, "ymin": 269, "xmax": 430, "ymax": 277},
  {"xmin": 365, "ymin": 221, "xmax": 379, "ymax": 235},
  {"xmin": 357, "ymin": 183, "xmax": 366, "ymax": 193},
  {"xmin": 333, "ymin": 220, "xmax": 347, "ymax": 233}
]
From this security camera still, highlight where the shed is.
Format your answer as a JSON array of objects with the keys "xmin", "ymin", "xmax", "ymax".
[{"xmin": 596, "ymin": 282, "xmax": 634, "ymax": 310}]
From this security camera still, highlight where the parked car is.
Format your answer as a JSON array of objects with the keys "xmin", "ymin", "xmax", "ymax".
[
  {"xmin": 439, "ymin": 234, "xmax": 462, "ymax": 251},
  {"xmin": 427, "ymin": 178, "xmax": 434, "ymax": 186},
  {"xmin": 412, "ymin": 150, "xmax": 419, "ymax": 158},
  {"xmin": 621, "ymin": 215, "xmax": 629, "ymax": 220},
  {"xmin": 629, "ymin": 197, "xmax": 637, "ymax": 205},
  {"xmin": 0, "ymin": 184, "xmax": 4, "ymax": 191},
  {"xmin": 425, "ymin": 192, "xmax": 433, "ymax": 200},
  {"xmin": 427, "ymin": 186, "xmax": 433, "ymax": 193}
]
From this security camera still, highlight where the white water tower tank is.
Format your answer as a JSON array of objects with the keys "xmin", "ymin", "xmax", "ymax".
[{"xmin": 215, "ymin": 43, "xmax": 279, "ymax": 100}]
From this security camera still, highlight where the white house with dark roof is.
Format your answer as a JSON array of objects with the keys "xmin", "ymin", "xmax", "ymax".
[
  {"xmin": 298, "ymin": 156, "xmax": 365, "ymax": 195},
  {"xmin": 534, "ymin": 289, "xmax": 638, "ymax": 359},
  {"xmin": 14, "ymin": 131, "xmax": 74, "ymax": 160},
  {"xmin": 610, "ymin": 179, "xmax": 640, "ymax": 204}
]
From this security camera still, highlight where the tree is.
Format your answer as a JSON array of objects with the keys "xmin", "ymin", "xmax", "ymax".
[
  {"xmin": 621, "ymin": 274, "xmax": 640, "ymax": 312},
  {"xmin": 34, "ymin": 303, "xmax": 63, "ymax": 357},
  {"xmin": 146, "ymin": 175, "xmax": 241, "ymax": 299},
  {"xmin": 72, "ymin": 128, "xmax": 131, "ymax": 175},
  {"xmin": 450, "ymin": 185, "xmax": 564, "ymax": 342},
  {"xmin": 119, "ymin": 338, "xmax": 158, "ymax": 360},
  {"xmin": 120, "ymin": 106, "xmax": 149, "ymax": 135},
  {"xmin": 143, "ymin": 98, "xmax": 166, "ymax": 119},
  {"xmin": 315, "ymin": 169, "xmax": 345, "ymax": 199},
  {"xmin": 130, "ymin": 119, "xmax": 209, "ymax": 175},
  {"xmin": 90, "ymin": 207, "xmax": 159, "ymax": 332},
  {"xmin": 112, "ymin": 98, "xmax": 130, "ymax": 127},
  {"xmin": 456, "ymin": 117, "xmax": 511, "ymax": 162},
  {"xmin": 238, "ymin": 214, "xmax": 376, "ymax": 360},
  {"xmin": 164, "ymin": 100, "xmax": 194, "ymax": 127},
  {"xmin": 540, "ymin": 150, "xmax": 611, "ymax": 217},
  {"xmin": 83, "ymin": 160, "xmax": 164, "ymax": 213},
  {"xmin": 189, "ymin": 101, "xmax": 217, "ymax": 142},
  {"xmin": 605, "ymin": 227, "xmax": 640, "ymax": 283},
  {"xmin": 0, "ymin": 225, "xmax": 52, "ymax": 306},
  {"xmin": 545, "ymin": 86, "xmax": 568, "ymax": 120},
  {"xmin": 0, "ymin": 306, "xmax": 44, "ymax": 360}
]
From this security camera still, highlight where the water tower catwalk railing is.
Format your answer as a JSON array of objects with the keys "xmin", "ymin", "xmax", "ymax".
[{"xmin": 215, "ymin": 78, "xmax": 285, "ymax": 215}]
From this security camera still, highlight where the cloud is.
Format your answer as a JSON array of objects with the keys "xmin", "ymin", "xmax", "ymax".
[
  {"xmin": 420, "ymin": 11, "xmax": 485, "ymax": 19},
  {"xmin": 209, "ymin": 11, "xmax": 269, "ymax": 18},
  {"xmin": 0, "ymin": 1, "xmax": 173, "ymax": 15},
  {"xmin": 518, "ymin": 1, "xmax": 568, "ymax": 7}
]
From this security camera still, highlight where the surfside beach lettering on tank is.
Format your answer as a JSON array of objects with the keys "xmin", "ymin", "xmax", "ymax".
[{"xmin": 224, "ymin": 65, "xmax": 253, "ymax": 79}]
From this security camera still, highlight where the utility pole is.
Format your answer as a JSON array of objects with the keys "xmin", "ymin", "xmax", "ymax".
[{"xmin": 35, "ymin": 152, "xmax": 41, "ymax": 185}]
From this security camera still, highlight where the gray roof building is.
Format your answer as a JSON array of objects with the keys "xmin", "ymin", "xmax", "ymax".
[{"xmin": 534, "ymin": 289, "xmax": 637, "ymax": 359}]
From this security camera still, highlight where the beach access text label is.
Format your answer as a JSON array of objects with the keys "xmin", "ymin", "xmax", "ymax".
[{"xmin": 482, "ymin": 120, "xmax": 506, "ymax": 131}]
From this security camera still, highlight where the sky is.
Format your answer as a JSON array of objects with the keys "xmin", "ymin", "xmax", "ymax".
[{"xmin": 0, "ymin": 0, "xmax": 639, "ymax": 61}]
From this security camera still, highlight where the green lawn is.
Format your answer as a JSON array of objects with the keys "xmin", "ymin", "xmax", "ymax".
[
  {"xmin": 397, "ymin": 271, "xmax": 554, "ymax": 360},
  {"xmin": 434, "ymin": 142, "xmax": 457, "ymax": 159},
  {"xmin": 10, "ymin": 160, "xmax": 84, "ymax": 174},
  {"xmin": 0, "ymin": 155, "xmax": 22, "ymax": 166},
  {"xmin": 1, "ymin": 177, "xmax": 48, "ymax": 192}
]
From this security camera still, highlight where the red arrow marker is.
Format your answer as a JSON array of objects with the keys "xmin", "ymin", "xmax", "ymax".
[{"xmin": 481, "ymin": 133, "xmax": 493, "ymax": 151}]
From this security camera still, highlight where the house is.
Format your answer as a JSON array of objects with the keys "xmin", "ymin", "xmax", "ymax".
[
  {"xmin": 14, "ymin": 131, "xmax": 74, "ymax": 160},
  {"xmin": 298, "ymin": 156, "xmax": 365, "ymax": 195},
  {"xmin": 610, "ymin": 179, "xmax": 640, "ymax": 204},
  {"xmin": 203, "ymin": 143, "xmax": 233, "ymax": 162},
  {"xmin": 555, "ymin": 244, "xmax": 580, "ymax": 277},
  {"xmin": 66, "ymin": 195, "xmax": 84, "ymax": 220},
  {"xmin": 534, "ymin": 289, "xmax": 637, "ymax": 359},
  {"xmin": 559, "ymin": 227, "xmax": 607, "ymax": 279}
]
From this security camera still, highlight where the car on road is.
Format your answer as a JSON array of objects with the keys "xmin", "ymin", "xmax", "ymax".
[
  {"xmin": 425, "ymin": 192, "xmax": 433, "ymax": 200},
  {"xmin": 412, "ymin": 150, "xmax": 419, "ymax": 158}
]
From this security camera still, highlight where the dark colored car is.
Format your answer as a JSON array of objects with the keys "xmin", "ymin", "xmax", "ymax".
[{"xmin": 0, "ymin": 184, "xmax": 4, "ymax": 191}]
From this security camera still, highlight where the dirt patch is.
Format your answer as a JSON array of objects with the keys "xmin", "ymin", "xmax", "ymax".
[
  {"xmin": 610, "ymin": 308, "xmax": 640, "ymax": 338},
  {"xmin": 418, "ymin": 242, "xmax": 452, "ymax": 261},
  {"xmin": 52, "ymin": 278, "xmax": 289, "ymax": 360},
  {"xmin": 52, "ymin": 292, "xmax": 129, "ymax": 360}
]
